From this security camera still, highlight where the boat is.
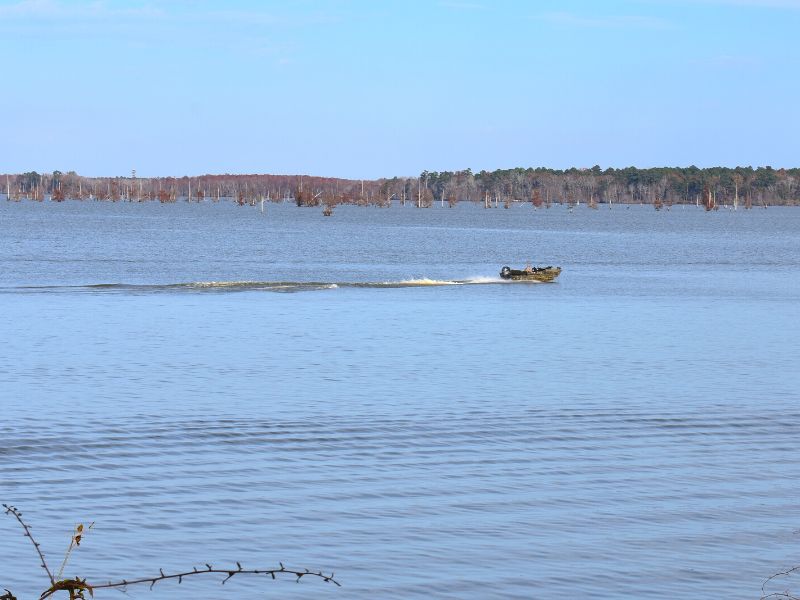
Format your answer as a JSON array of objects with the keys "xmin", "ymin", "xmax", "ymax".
[{"xmin": 499, "ymin": 265, "xmax": 561, "ymax": 282}]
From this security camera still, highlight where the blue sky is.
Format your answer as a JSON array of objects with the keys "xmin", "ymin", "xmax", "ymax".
[{"xmin": 1, "ymin": 0, "xmax": 799, "ymax": 178}]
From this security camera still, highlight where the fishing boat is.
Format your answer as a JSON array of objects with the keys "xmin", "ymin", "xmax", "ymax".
[{"xmin": 499, "ymin": 265, "xmax": 561, "ymax": 282}]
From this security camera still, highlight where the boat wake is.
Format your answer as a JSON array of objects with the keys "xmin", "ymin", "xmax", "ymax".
[{"xmin": 5, "ymin": 277, "xmax": 514, "ymax": 295}]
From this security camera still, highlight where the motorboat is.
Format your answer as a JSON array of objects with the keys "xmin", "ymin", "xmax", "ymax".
[{"xmin": 499, "ymin": 265, "xmax": 561, "ymax": 282}]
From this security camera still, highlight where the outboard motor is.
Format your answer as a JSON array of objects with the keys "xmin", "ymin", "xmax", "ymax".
[{"xmin": 500, "ymin": 266, "xmax": 511, "ymax": 279}]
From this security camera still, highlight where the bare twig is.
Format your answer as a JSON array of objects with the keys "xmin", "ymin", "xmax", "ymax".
[
  {"xmin": 4, "ymin": 505, "xmax": 340, "ymax": 599},
  {"xmin": 87, "ymin": 562, "xmax": 340, "ymax": 592},
  {"xmin": 3, "ymin": 504, "xmax": 55, "ymax": 585},
  {"xmin": 762, "ymin": 565, "xmax": 800, "ymax": 600},
  {"xmin": 34, "ymin": 564, "xmax": 339, "ymax": 600}
]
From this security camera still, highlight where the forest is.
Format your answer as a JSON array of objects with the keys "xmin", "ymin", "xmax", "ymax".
[{"xmin": 3, "ymin": 165, "xmax": 800, "ymax": 210}]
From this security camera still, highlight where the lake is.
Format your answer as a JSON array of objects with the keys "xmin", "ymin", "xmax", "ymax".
[{"xmin": 2, "ymin": 199, "xmax": 799, "ymax": 599}]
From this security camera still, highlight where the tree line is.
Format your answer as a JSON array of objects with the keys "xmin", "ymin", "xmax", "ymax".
[{"xmin": 3, "ymin": 165, "xmax": 799, "ymax": 209}]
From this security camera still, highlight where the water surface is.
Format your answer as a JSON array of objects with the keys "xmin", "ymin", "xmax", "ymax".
[{"xmin": 2, "ymin": 200, "xmax": 799, "ymax": 599}]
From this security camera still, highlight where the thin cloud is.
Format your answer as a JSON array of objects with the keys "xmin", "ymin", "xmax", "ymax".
[
  {"xmin": 0, "ymin": 1, "xmax": 341, "ymax": 26},
  {"xmin": 203, "ymin": 8, "xmax": 342, "ymax": 27},
  {"xmin": 690, "ymin": 54, "xmax": 762, "ymax": 67},
  {"xmin": 0, "ymin": 0, "xmax": 164, "ymax": 19},
  {"xmin": 439, "ymin": 1, "xmax": 486, "ymax": 9},
  {"xmin": 535, "ymin": 11, "xmax": 671, "ymax": 29},
  {"xmin": 641, "ymin": 0, "xmax": 800, "ymax": 9}
]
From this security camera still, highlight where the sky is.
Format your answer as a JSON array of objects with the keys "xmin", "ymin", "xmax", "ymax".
[{"xmin": 1, "ymin": 0, "xmax": 799, "ymax": 179}]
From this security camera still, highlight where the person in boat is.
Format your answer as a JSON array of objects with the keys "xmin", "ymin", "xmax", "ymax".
[{"xmin": 524, "ymin": 263, "xmax": 533, "ymax": 273}]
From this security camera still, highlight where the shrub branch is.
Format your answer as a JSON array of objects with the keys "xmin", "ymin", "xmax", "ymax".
[
  {"xmin": 2, "ymin": 505, "xmax": 55, "ymax": 585},
  {"xmin": 762, "ymin": 565, "xmax": 800, "ymax": 600},
  {"xmin": 90, "ymin": 562, "xmax": 340, "ymax": 591},
  {"xmin": 3, "ymin": 504, "xmax": 340, "ymax": 600}
]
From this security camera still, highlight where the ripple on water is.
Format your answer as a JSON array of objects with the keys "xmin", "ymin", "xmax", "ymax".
[{"xmin": 3, "ymin": 408, "xmax": 800, "ymax": 599}]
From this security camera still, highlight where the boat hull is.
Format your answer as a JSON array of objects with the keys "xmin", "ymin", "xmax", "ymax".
[{"xmin": 499, "ymin": 266, "xmax": 561, "ymax": 282}]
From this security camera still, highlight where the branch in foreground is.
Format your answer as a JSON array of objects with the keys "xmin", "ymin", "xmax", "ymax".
[
  {"xmin": 4, "ymin": 504, "xmax": 340, "ymax": 599},
  {"xmin": 2, "ymin": 504, "xmax": 55, "ymax": 585},
  {"xmin": 97, "ymin": 562, "xmax": 339, "ymax": 589},
  {"xmin": 762, "ymin": 565, "xmax": 800, "ymax": 600},
  {"xmin": 39, "ymin": 564, "xmax": 339, "ymax": 599}
]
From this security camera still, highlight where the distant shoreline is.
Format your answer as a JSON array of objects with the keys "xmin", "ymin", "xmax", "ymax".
[
  {"xmin": 3, "ymin": 194, "xmax": 791, "ymax": 214},
  {"xmin": 3, "ymin": 166, "xmax": 798, "ymax": 209}
]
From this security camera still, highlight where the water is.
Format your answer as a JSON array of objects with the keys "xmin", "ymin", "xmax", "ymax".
[{"xmin": 1, "ymin": 200, "xmax": 799, "ymax": 599}]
